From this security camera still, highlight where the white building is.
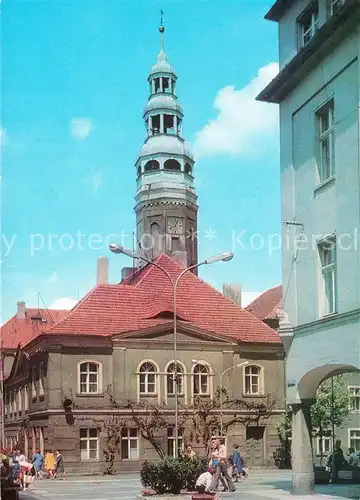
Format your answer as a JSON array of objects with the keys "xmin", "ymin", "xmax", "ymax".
[{"xmin": 258, "ymin": 0, "xmax": 360, "ymax": 494}]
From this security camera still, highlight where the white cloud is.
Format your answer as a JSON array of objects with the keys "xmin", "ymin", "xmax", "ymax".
[
  {"xmin": 50, "ymin": 297, "xmax": 77, "ymax": 310},
  {"xmin": 194, "ymin": 62, "xmax": 279, "ymax": 159},
  {"xmin": 47, "ymin": 272, "xmax": 59, "ymax": 283},
  {"xmin": 0, "ymin": 128, "xmax": 9, "ymax": 147},
  {"xmin": 242, "ymin": 291, "xmax": 263, "ymax": 308},
  {"xmin": 70, "ymin": 118, "xmax": 94, "ymax": 140},
  {"xmin": 92, "ymin": 170, "xmax": 103, "ymax": 192}
]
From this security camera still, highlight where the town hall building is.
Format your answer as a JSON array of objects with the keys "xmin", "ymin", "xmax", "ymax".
[{"xmin": 1, "ymin": 23, "xmax": 286, "ymax": 474}]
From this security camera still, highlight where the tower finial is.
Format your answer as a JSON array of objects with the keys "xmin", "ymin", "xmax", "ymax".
[{"xmin": 159, "ymin": 9, "xmax": 165, "ymax": 51}]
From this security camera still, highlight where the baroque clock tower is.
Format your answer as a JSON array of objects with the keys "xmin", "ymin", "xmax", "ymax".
[{"xmin": 134, "ymin": 19, "xmax": 198, "ymax": 269}]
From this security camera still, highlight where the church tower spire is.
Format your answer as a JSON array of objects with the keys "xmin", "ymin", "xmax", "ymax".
[{"xmin": 134, "ymin": 16, "xmax": 198, "ymax": 270}]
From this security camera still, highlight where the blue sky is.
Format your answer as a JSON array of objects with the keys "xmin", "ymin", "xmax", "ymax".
[{"xmin": 2, "ymin": 0, "xmax": 280, "ymax": 322}]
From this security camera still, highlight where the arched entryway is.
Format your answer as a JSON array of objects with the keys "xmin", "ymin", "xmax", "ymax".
[{"xmin": 290, "ymin": 363, "xmax": 360, "ymax": 495}]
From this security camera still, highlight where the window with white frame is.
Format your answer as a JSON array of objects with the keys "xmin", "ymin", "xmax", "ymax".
[
  {"xmin": 316, "ymin": 99, "xmax": 335, "ymax": 182},
  {"xmin": 31, "ymin": 366, "xmax": 37, "ymax": 401},
  {"xmin": 318, "ymin": 237, "xmax": 337, "ymax": 316},
  {"xmin": 18, "ymin": 388, "xmax": 22, "ymax": 415},
  {"xmin": 121, "ymin": 428, "xmax": 138, "ymax": 459},
  {"xmin": 298, "ymin": 2, "xmax": 319, "ymax": 47},
  {"xmin": 139, "ymin": 362, "xmax": 157, "ymax": 395},
  {"xmin": 39, "ymin": 362, "xmax": 45, "ymax": 400},
  {"xmin": 244, "ymin": 365, "xmax": 262, "ymax": 395},
  {"xmin": 349, "ymin": 429, "xmax": 360, "ymax": 452},
  {"xmin": 329, "ymin": 0, "xmax": 345, "ymax": 16},
  {"xmin": 316, "ymin": 435, "xmax": 332, "ymax": 455},
  {"xmin": 24, "ymin": 386, "xmax": 29, "ymax": 412},
  {"xmin": 79, "ymin": 362, "xmax": 101, "ymax": 394},
  {"xmin": 13, "ymin": 390, "xmax": 18, "ymax": 415},
  {"xmin": 193, "ymin": 363, "xmax": 210, "ymax": 396},
  {"xmin": 349, "ymin": 386, "xmax": 360, "ymax": 412},
  {"xmin": 167, "ymin": 427, "xmax": 184, "ymax": 457},
  {"xmin": 166, "ymin": 363, "xmax": 184, "ymax": 396},
  {"xmin": 80, "ymin": 428, "xmax": 99, "ymax": 461}
]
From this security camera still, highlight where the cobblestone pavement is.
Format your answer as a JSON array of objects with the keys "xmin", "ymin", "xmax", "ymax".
[{"xmin": 19, "ymin": 470, "xmax": 360, "ymax": 500}]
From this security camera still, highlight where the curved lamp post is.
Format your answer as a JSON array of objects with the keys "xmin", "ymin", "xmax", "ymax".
[
  {"xmin": 191, "ymin": 359, "xmax": 249, "ymax": 439},
  {"xmin": 109, "ymin": 243, "xmax": 234, "ymax": 457}
]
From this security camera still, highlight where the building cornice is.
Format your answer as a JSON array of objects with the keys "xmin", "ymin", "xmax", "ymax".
[
  {"xmin": 293, "ymin": 308, "xmax": 360, "ymax": 336},
  {"xmin": 257, "ymin": 0, "xmax": 360, "ymax": 103}
]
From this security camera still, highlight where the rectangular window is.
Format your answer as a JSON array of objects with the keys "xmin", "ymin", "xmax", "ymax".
[
  {"xmin": 316, "ymin": 435, "xmax": 332, "ymax": 455},
  {"xmin": 18, "ymin": 389, "xmax": 22, "ymax": 415},
  {"xmin": 349, "ymin": 429, "xmax": 360, "ymax": 452},
  {"xmin": 80, "ymin": 428, "xmax": 99, "ymax": 461},
  {"xmin": 13, "ymin": 390, "xmax": 18, "ymax": 416},
  {"xmin": 329, "ymin": 0, "xmax": 345, "ymax": 15},
  {"xmin": 316, "ymin": 100, "xmax": 335, "ymax": 182},
  {"xmin": 318, "ymin": 237, "xmax": 337, "ymax": 316},
  {"xmin": 298, "ymin": 2, "xmax": 319, "ymax": 48},
  {"xmin": 167, "ymin": 427, "xmax": 184, "ymax": 457},
  {"xmin": 349, "ymin": 387, "xmax": 360, "ymax": 412},
  {"xmin": 121, "ymin": 428, "xmax": 139, "ymax": 460},
  {"xmin": 32, "ymin": 366, "xmax": 37, "ymax": 402},
  {"xmin": 39, "ymin": 363, "xmax": 45, "ymax": 401},
  {"xmin": 24, "ymin": 386, "xmax": 29, "ymax": 412},
  {"xmin": 9, "ymin": 391, "xmax": 13, "ymax": 417}
]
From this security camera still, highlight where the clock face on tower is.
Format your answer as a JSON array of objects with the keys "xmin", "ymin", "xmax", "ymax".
[{"xmin": 167, "ymin": 217, "xmax": 184, "ymax": 235}]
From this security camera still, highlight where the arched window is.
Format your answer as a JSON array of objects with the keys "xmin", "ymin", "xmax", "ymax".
[
  {"xmin": 244, "ymin": 365, "xmax": 262, "ymax": 395},
  {"xmin": 144, "ymin": 160, "xmax": 160, "ymax": 172},
  {"xmin": 139, "ymin": 362, "xmax": 157, "ymax": 395},
  {"xmin": 137, "ymin": 166, "xmax": 141, "ymax": 178},
  {"xmin": 166, "ymin": 362, "xmax": 184, "ymax": 396},
  {"xmin": 164, "ymin": 159, "xmax": 181, "ymax": 171},
  {"xmin": 79, "ymin": 362, "xmax": 101, "ymax": 394},
  {"xmin": 185, "ymin": 163, "xmax": 192, "ymax": 175},
  {"xmin": 193, "ymin": 364, "xmax": 210, "ymax": 396}
]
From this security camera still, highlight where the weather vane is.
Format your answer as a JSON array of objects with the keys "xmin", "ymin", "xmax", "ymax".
[{"xmin": 159, "ymin": 8, "xmax": 165, "ymax": 50}]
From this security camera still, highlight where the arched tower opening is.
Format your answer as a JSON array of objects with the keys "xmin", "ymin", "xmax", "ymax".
[
  {"xmin": 144, "ymin": 160, "xmax": 160, "ymax": 172},
  {"xmin": 164, "ymin": 159, "xmax": 181, "ymax": 171},
  {"xmin": 185, "ymin": 163, "xmax": 192, "ymax": 175}
]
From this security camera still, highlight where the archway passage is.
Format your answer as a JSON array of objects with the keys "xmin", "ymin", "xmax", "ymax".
[
  {"xmin": 291, "ymin": 363, "xmax": 360, "ymax": 495},
  {"xmin": 164, "ymin": 159, "xmax": 181, "ymax": 171}
]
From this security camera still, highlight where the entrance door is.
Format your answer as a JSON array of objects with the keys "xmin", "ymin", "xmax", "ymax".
[{"xmin": 245, "ymin": 426, "xmax": 265, "ymax": 467}]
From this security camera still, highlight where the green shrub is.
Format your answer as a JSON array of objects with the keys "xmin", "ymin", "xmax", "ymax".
[{"xmin": 141, "ymin": 455, "xmax": 208, "ymax": 494}]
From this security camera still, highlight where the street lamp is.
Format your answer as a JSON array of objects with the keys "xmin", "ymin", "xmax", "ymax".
[
  {"xmin": 192, "ymin": 359, "xmax": 249, "ymax": 439},
  {"xmin": 109, "ymin": 243, "xmax": 234, "ymax": 457}
]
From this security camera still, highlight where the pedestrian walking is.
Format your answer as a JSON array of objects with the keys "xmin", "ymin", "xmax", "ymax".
[
  {"xmin": 45, "ymin": 450, "xmax": 56, "ymax": 478},
  {"xmin": 54, "ymin": 450, "xmax": 66, "ymax": 480}
]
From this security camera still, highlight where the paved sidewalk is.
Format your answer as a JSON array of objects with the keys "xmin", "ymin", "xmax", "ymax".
[{"xmin": 19, "ymin": 470, "xmax": 360, "ymax": 500}]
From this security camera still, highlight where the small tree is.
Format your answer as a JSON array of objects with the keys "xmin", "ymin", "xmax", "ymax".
[
  {"xmin": 311, "ymin": 375, "xmax": 350, "ymax": 465},
  {"xmin": 186, "ymin": 387, "xmax": 277, "ymax": 454},
  {"xmin": 126, "ymin": 400, "xmax": 170, "ymax": 459},
  {"xmin": 274, "ymin": 408, "xmax": 292, "ymax": 469}
]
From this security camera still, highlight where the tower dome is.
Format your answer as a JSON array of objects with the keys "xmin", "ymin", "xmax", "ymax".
[{"xmin": 134, "ymin": 15, "xmax": 198, "ymax": 270}]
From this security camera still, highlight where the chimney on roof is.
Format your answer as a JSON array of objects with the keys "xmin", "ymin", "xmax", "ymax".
[
  {"xmin": 97, "ymin": 257, "xmax": 109, "ymax": 285},
  {"xmin": 223, "ymin": 284, "xmax": 242, "ymax": 307},
  {"xmin": 17, "ymin": 301, "xmax": 26, "ymax": 319},
  {"xmin": 121, "ymin": 267, "xmax": 135, "ymax": 280}
]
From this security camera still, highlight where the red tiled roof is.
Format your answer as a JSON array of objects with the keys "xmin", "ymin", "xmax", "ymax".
[
  {"xmin": 48, "ymin": 255, "xmax": 281, "ymax": 344},
  {"xmin": 1, "ymin": 308, "xmax": 69, "ymax": 349},
  {"xmin": 245, "ymin": 285, "xmax": 283, "ymax": 321}
]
